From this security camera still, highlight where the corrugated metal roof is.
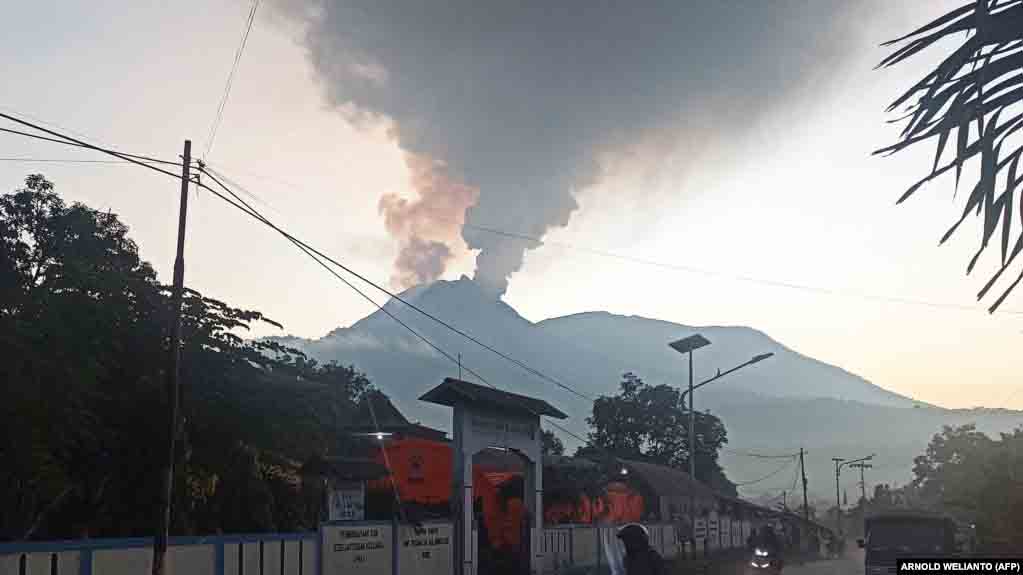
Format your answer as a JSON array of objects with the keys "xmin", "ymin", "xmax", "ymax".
[{"xmin": 618, "ymin": 458, "xmax": 717, "ymax": 499}]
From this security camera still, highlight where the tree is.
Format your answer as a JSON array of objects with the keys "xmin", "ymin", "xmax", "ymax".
[
  {"xmin": 910, "ymin": 424, "xmax": 1023, "ymax": 550},
  {"xmin": 0, "ymin": 175, "xmax": 379, "ymax": 540},
  {"xmin": 877, "ymin": 0, "xmax": 1023, "ymax": 312},
  {"xmin": 541, "ymin": 429, "xmax": 565, "ymax": 457},
  {"xmin": 585, "ymin": 372, "xmax": 730, "ymax": 489}
]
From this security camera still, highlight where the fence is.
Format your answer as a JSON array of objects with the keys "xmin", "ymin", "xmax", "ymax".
[
  {"xmin": 0, "ymin": 516, "xmax": 762, "ymax": 575},
  {"xmin": 0, "ymin": 532, "xmax": 317, "ymax": 575}
]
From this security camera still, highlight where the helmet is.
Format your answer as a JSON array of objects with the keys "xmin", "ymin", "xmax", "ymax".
[
  {"xmin": 617, "ymin": 523, "xmax": 649, "ymax": 538},
  {"xmin": 617, "ymin": 523, "xmax": 650, "ymax": 550}
]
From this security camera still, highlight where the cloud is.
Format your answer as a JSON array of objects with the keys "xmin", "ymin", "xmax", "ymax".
[{"xmin": 274, "ymin": 0, "xmax": 879, "ymax": 297}]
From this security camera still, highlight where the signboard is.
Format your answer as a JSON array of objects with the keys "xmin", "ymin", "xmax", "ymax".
[
  {"xmin": 469, "ymin": 413, "xmax": 535, "ymax": 442},
  {"xmin": 694, "ymin": 518, "xmax": 707, "ymax": 539},
  {"xmin": 399, "ymin": 523, "xmax": 452, "ymax": 575},
  {"xmin": 322, "ymin": 524, "xmax": 391, "ymax": 575},
  {"xmin": 328, "ymin": 482, "xmax": 365, "ymax": 521}
]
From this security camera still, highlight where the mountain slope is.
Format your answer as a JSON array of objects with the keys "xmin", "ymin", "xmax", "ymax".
[
  {"xmin": 535, "ymin": 311, "xmax": 915, "ymax": 407},
  {"xmin": 269, "ymin": 277, "xmax": 1020, "ymax": 501}
]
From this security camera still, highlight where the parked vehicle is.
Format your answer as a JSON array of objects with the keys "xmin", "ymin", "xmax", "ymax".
[{"xmin": 857, "ymin": 510, "xmax": 957, "ymax": 575}]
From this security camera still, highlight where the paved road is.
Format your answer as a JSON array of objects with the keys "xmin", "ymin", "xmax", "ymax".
[
  {"xmin": 783, "ymin": 550, "xmax": 865, "ymax": 575},
  {"xmin": 712, "ymin": 550, "xmax": 865, "ymax": 575}
]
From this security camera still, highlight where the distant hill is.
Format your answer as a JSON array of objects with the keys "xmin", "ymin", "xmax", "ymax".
[{"xmin": 269, "ymin": 276, "xmax": 1022, "ymax": 502}]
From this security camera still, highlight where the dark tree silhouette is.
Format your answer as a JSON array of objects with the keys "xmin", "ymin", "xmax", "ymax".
[
  {"xmin": 585, "ymin": 372, "xmax": 731, "ymax": 490},
  {"xmin": 0, "ymin": 175, "xmax": 377, "ymax": 540},
  {"xmin": 877, "ymin": 0, "xmax": 1023, "ymax": 311},
  {"xmin": 541, "ymin": 429, "xmax": 565, "ymax": 457},
  {"xmin": 909, "ymin": 424, "xmax": 1023, "ymax": 550}
]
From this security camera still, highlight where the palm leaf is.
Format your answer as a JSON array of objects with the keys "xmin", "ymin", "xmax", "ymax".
[{"xmin": 879, "ymin": 0, "xmax": 1023, "ymax": 310}]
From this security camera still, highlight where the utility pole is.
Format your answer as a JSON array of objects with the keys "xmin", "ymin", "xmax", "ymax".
[
  {"xmin": 800, "ymin": 448, "xmax": 809, "ymax": 523},
  {"xmin": 153, "ymin": 140, "xmax": 191, "ymax": 575},
  {"xmin": 832, "ymin": 458, "xmax": 844, "ymax": 538}
]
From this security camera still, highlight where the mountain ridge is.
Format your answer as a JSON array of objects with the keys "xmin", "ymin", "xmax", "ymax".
[{"xmin": 265, "ymin": 277, "xmax": 1019, "ymax": 500}]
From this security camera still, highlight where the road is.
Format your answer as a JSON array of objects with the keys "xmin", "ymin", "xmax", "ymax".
[
  {"xmin": 712, "ymin": 549, "xmax": 865, "ymax": 575},
  {"xmin": 784, "ymin": 550, "xmax": 865, "ymax": 575}
]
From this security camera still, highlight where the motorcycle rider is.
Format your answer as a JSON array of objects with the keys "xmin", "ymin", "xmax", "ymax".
[
  {"xmin": 617, "ymin": 523, "xmax": 667, "ymax": 575},
  {"xmin": 753, "ymin": 525, "xmax": 784, "ymax": 570},
  {"xmin": 757, "ymin": 525, "xmax": 781, "ymax": 554}
]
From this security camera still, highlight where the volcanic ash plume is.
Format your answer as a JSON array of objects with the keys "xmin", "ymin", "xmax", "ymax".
[
  {"xmin": 378, "ymin": 153, "xmax": 479, "ymax": 289},
  {"xmin": 277, "ymin": 0, "xmax": 877, "ymax": 298}
]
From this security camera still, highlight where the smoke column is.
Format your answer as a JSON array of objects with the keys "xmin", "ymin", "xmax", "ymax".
[
  {"xmin": 273, "ymin": 0, "xmax": 879, "ymax": 297},
  {"xmin": 378, "ymin": 153, "xmax": 479, "ymax": 289}
]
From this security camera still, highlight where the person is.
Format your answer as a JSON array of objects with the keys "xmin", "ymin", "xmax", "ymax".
[
  {"xmin": 617, "ymin": 523, "xmax": 667, "ymax": 575},
  {"xmin": 757, "ymin": 525, "xmax": 781, "ymax": 554}
]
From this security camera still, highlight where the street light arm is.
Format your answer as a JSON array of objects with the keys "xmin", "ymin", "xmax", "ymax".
[{"xmin": 680, "ymin": 353, "xmax": 775, "ymax": 400}]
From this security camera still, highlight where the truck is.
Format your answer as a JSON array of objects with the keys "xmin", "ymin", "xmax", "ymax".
[{"xmin": 857, "ymin": 510, "xmax": 959, "ymax": 575}]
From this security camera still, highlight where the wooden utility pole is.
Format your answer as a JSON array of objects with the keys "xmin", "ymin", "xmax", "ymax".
[
  {"xmin": 800, "ymin": 448, "xmax": 809, "ymax": 522},
  {"xmin": 153, "ymin": 140, "xmax": 191, "ymax": 575}
]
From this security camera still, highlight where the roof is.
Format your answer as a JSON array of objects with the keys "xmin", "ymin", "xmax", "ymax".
[
  {"xmin": 617, "ymin": 458, "xmax": 717, "ymax": 500},
  {"xmin": 419, "ymin": 378, "xmax": 568, "ymax": 419},
  {"xmin": 346, "ymin": 392, "xmax": 448, "ymax": 441},
  {"xmin": 355, "ymin": 391, "xmax": 410, "ymax": 426},
  {"xmin": 345, "ymin": 423, "xmax": 448, "ymax": 442}
]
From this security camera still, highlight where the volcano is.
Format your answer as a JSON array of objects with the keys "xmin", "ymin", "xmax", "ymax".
[{"xmin": 271, "ymin": 276, "xmax": 1022, "ymax": 501}]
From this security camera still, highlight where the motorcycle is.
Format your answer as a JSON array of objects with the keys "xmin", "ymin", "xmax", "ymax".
[{"xmin": 749, "ymin": 547, "xmax": 784, "ymax": 574}]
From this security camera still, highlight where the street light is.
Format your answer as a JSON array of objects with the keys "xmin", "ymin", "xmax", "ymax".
[
  {"xmin": 680, "ymin": 353, "xmax": 775, "ymax": 402},
  {"xmin": 668, "ymin": 334, "xmax": 773, "ymax": 545},
  {"xmin": 833, "ymin": 454, "xmax": 874, "ymax": 539}
]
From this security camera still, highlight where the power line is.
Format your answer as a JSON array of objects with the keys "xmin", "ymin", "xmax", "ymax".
[
  {"xmin": 0, "ymin": 120, "xmax": 407, "ymax": 526},
  {"xmin": 195, "ymin": 164, "xmax": 1023, "ymax": 316},
  {"xmin": 722, "ymin": 448, "xmax": 800, "ymax": 459},
  {"xmin": 196, "ymin": 166, "xmax": 595, "ymax": 449},
  {"xmin": 734, "ymin": 459, "xmax": 794, "ymax": 487},
  {"xmin": 195, "ymin": 173, "xmax": 593, "ymax": 402},
  {"xmin": 461, "ymin": 222, "xmax": 1023, "ymax": 316},
  {"xmin": 0, "ymin": 157, "xmax": 133, "ymax": 164},
  {"xmin": 204, "ymin": 0, "xmax": 260, "ymax": 159},
  {"xmin": 2, "ymin": 110, "xmax": 789, "ymax": 506},
  {"xmin": 788, "ymin": 459, "xmax": 801, "ymax": 493},
  {"xmin": 1, "ymin": 111, "xmax": 593, "ymax": 414},
  {"xmin": 0, "ymin": 125, "xmax": 183, "ymax": 167}
]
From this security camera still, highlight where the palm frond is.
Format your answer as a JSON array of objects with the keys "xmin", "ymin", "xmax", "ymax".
[{"xmin": 879, "ymin": 0, "xmax": 1023, "ymax": 311}]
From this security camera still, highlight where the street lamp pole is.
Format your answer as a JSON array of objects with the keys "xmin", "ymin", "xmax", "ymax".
[
  {"xmin": 688, "ymin": 346, "xmax": 695, "ymax": 527},
  {"xmin": 668, "ymin": 334, "xmax": 710, "ymax": 551},
  {"xmin": 668, "ymin": 334, "xmax": 773, "ymax": 553}
]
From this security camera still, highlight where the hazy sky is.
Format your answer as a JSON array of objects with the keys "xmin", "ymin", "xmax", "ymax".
[{"xmin": 3, "ymin": 0, "xmax": 1021, "ymax": 411}]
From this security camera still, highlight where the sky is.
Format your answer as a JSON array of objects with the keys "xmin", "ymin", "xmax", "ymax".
[{"xmin": 2, "ymin": 0, "xmax": 1021, "ymax": 411}]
